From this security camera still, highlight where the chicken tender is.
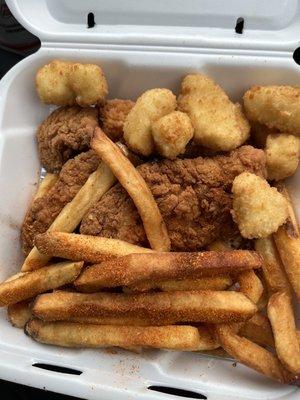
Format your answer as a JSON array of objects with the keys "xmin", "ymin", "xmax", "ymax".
[
  {"xmin": 266, "ymin": 134, "xmax": 300, "ymax": 181},
  {"xmin": 36, "ymin": 60, "xmax": 108, "ymax": 106},
  {"xmin": 178, "ymin": 74, "xmax": 250, "ymax": 151},
  {"xmin": 244, "ymin": 85, "xmax": 300, "ymax": 135},
  {"xmin": 152, "ymin": 111, "xmax": 194, "ymax": 159},
  {"xmin": 37, "ymin": 106, "xmax": 98, "ymax": 173},
  {"xmin": 123, "ymin": 89, "xmax": 176, "ymax": 156},
  {"xmin": 232, "ymin": 172, "xmax": 288, "ymax": 239},
  {"xmin": 99, "ymin": 99, "xmax": 135, "ymax": 141}
]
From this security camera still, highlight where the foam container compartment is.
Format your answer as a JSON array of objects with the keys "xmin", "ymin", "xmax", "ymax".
[{"xmin": 0, "ymin": 0, "xmax": 300, "ymax": 399}]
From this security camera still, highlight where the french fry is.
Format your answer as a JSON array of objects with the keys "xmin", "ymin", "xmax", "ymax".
[
  {"xmin": 236, "ymin": 270, "xmax": 264, "ymax": 304},
  {"xmin": 35, "ymin": 232, "xmax": 153, "ymax": 263},
  {"xmin": 215, "ymin": 324, "xmax": 298, "ymax": 384},
  {"xmin": 25, "ymin": 320, "xmax": 219, "ymax": 351},
  {"xmin": 125, "ymin": 276, "xmax": 232, "ymax": 293},
  {"xmin": 74, "ymin": 251, "xmax": 262, "ymax": 292},
  {"xmin": 268, "ymin": 291, "xmax": 300, "ymax": 374},
  {"xmin": 22, "ymin": 161, "xmax": 116, "ymax": 272},
  {"xmin": 0, "ymin": 261, "xmax": 83, "ymax": 306},
  {"xmin": 32, "ymin": 290, "xmax": 257, "ymax": 324},
  {"xmin": 50, "ymin": 315, "xmax": 160, "ymax": 326},
  {"xmin": 7, "ymin": 300, "xmax": 32, "ymax": 328},
  {"xmin": 273, "ymin": 184, "xmax": 300, "ymax": 300},
  {"xmin": 239, "ymin": 313, "xmax": 274, "ymax": 348},
  {"xmin": 91, "ymin": 127, "xmax": 170, "ymax": 252},
  {"xmin": 34, "ymin": 173, "xmax": 58, "ymax": 200},
  {"xmin": 255, "ymin": 237, "xmax": 291, "ymax": 296}
]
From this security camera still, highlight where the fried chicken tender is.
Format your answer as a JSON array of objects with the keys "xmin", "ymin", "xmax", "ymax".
[
  {"xmin": 123, "ymin": 89, "xmax": 177, "ymax": 156},
  {"xmin": 37, "ymin": 106, "xmax": 98, "ymax": 173},
  {"xmin": 244, "ymin": 85, "xmax": 300, "ymax": 135},
  {"xmin": 99, "ymin": 99, "xmax": 135, "ymax": 141},
  {"xmin": 266, "ymin": 134, "xmax": 300, "ymax": 181},
  {"xmin": 36, "ymin": 60, "xmax": 108, "ymax": 106},
  {"xmin": 151, "ymin": 111, "xmax": 194, "ymax": 159},
  {"xmin": 232, "ymin": 172, "xmax": 288, "ymax": 239},
  {"xmin": 178, "ymin": 74, "xmax": 250, "ymax": 151}
]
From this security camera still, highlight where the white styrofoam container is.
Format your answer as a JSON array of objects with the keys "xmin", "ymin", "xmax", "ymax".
[{"xmin": 1, "ymin": 1, "xmax": 300, "ymax": 399}]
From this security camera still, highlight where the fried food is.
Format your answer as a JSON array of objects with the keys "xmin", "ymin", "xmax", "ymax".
[
  {"xmin": 243, "ymin": 85, "xmax": 300, "ymax": 135},
  {"xmin": 74, "ymin": 251, "xmax": 262, "ymax": 292},
  {"xmin": 268, "ymin": 292, "xmax": 300, "ymax": 374},
  {"xmin": 236, "ymin": 270, "xmax": 263, "ymax": 304},
  {"xmin": 99, "ymin": 99, "xmax": 135, "ymax": 141},
  {"xmin": 151, "ymin": 111, "xmax": 194, "ymax": 159},
  {"xmin": 91, "ymin": 128, "xmax": 170, "ymax": 251},
  {"xmin": 35, "ymin": 232, "xmax": 153, "ymax": 263},
  {"xmin": 25, "ymin": 320, "xmax": 219, "ymax": 351},
  {"xmin": 266, "ymin": 134, "xmax": 300, "ymax": 181},
  {"xmin": 125, "ymin": 276, "xmax": 232, "ymax": 293},
  {"xmin": 273, "ymin": 184, "xmax": 300, "ymax": 300},
  {"xmin": 81, "ymin": 145, "xmax": 266, "ymax": 251},
  {"xmin": 34, "ymin": 174, "xmax": 58, "ymax": 200},
  {"xmin": 37, "ymin": 106, "xmax": 98, "ymax": 173},
  {"xmin": 32, "ymin": 290, "xmax": 257, "ymax": 324},
  {"xmin": 36, "ymin": 60, "xmax": 108, "ymax": 106},
  {"xmin": 7, "ymin": 300, "xmax": 32, "ymax": 329},
  {"xmin": 21, "ymin": 150, "xmax": 99, "ymax": 256},
  {"xmin": 0, "ymin": 261, "xmax": 83, "ymax": 306},
  {"xmin": 255, "ymin": 237, "xmax": 291, "ymax": 296},
  {"xmin": 239, "ymin": 313, "xmax": 274, "ymax": 348},
  {"xmin": 178, "ymin": 74, "xmax": 250, "ymax": 151},
  {"xmin": 232, "ymin": 172, "xmax": 288, "ymax": 238},
  {"xmin": 123, "ymin": 88, "xmax": 176, "ymax": 156}
]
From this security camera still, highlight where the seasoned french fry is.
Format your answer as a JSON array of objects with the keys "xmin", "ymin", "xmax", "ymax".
[
  {"xmin": 273, "ymin": 184, "xmax": 300, "ymax": 300},
  {"xmin": 215, "ymin": 324, "xmax": 298, "ymax": 384},
  {"xmin": 33, "ymin": 290, "xmax": 257, "ymax": 324},
  {"xmin": 34, "ymin": 174, "xmax": 58, "ymax": 200},
  {"xmin": 74, "ymin": 251, "xmax": 262, "ymax": 292},
  {"xmin": 239, "ymin": 313, "xmax": 274, "ymax": 348},
  {"xmin": 125, "ymin": 276, "xmax": 232, "ymax": 293},
  {"xmin": 255, "ymin": 237, "xmax": 291, "ymax": 296},
  {"xmin": 22, "ymin": 161, "xmax": 116, "ymax": 272},
  {"xmin": 236, "ymin": 270, "xmax": 264, "ymax": 304},
  {"xmin": 25, "ymin": 320, "xmax": 219, "ymax": 351},
  {"xmin": 50, "ymin": 315, "xmax": 159, "ymax": 326},
  {"xmin": 35, "ymin": 232, "xmax": 152, "ymax": 263},
  {"xmin": 0, "ymin": 261, "xmax": 83, "ymax": 306},
  {"xmin": 7, "ymin": 300, "xmax": 32, "ymax": 328},
  {"xmin": 268, "ymin": 291, "xmax": 300, "ymax": 374},
  {"xmin": 91, "ymin": 127, "xmax": 170, "ymax": 252}
]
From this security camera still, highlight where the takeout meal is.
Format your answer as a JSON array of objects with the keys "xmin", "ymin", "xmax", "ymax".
[{"xmin": 3, "ymin": 59, "xmax": 300, "ymax": 385}]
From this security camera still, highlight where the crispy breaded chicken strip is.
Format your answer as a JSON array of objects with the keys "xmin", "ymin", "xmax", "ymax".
[
  {"xmin": 21, "ymin": 150, "xmax": 99, "ymax": 255},
  {"xmin": 37, "ymin": 106, "xmax": 98, "ymax": 173},
  {"xmin": 178, "ymin": 74, "xmax": 250, "ymax": 151},
  {"xmin": 232, "ymin": 172, "xmax": 288, "ymax": 239},
  {"xmin": 244, "ymin": 85, "xmax": 300, "ymax": 135},
  {"xmin": 99, "ymin": 99, "xmax": 135, "ymax": 141}
]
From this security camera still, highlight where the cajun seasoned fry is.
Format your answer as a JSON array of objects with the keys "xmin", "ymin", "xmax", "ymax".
[
  {"xmin": 22, "ymin": 161, "xmax": 115, "ymax": 272},
  {"xmin": 125, "ymin": 276, "xmax": 232, "ymax": 293},
  {"xmin": 33, "ymin": 290, "xmax": 257, "ymax": 324},
  {"xmin": 268, "ymin": 291, "xmax": 300, "ymax": 374},
  {"xmin": 239, "ymin": 313, "xmax": 274, "ymax": 348},
  {"xmin": 74, "ymin": 251, "xmax": 262, "ymax": 292},
  {"xmin": 255, "ymin": 236, "xmax": 291, "ymax": 296},
  {"xmin": 35, "ymin": 232, "xmax": 152, "ymax": 263},
  {"xmin": 7, "ymin": 300, "xmax": 32, "ymax": 328},
  {"xmin": 0, "ymin": 261, "xmax": 83, "ymax": 306},
  {"xmin": 236, "ymin": 270, "xmax": 264, "ymax": 304},
  {"xmin": 273, "ymin": 184, "xmax": 300, "ymax": 300},
  {"xmin": 25, "ymin": 320, "xmax": 219, "ymax": 351},
  {"xmin": 91, "ymin": 127, "xmax": 170, "ymax": 252},
  {"xmin": 34, "ymin": 173, "xmax": 58, "ymax": 200}
]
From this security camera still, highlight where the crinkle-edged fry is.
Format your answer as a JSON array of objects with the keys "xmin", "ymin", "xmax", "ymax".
[
  {"xmin": 22, "ymin": 161, "xmax": 115, "ymax": 272},
  {"xmin": 91, "ymin": 127, "xmax": 170, "ymax": 252},
  {"xmin": 74, "ymin": 251, "xmax": 262, "ymax": 292},
  {"xmin": 268, "ymin": 291, "xmax": 300, "ymax": 374},
  {"xmin": 34, "ymin": 174, "xmax": 58, "ymax": 200},
  {"xmin": 33, "ymin": 290, "xmax": 257, "ymax": 325},
  {"xmin": 35, "ymin": 232, "xmax": 152, "ymax": 263},
  {"xmin": 25, "ymin": 320, "xmax": 219, "ymax": 351},
  {"xmin": 236, "ymin": 270, "xmax": 264, "ymax": 304},
  {"xmin": 255, "ymin": 237, "xmax": 291, "ymax": 296},
  {"xmin": 273, "ymin": 184, "xmax": 300, "ymax": 300},
  {"xmin": 125, "ymin": 276, "xmax": 232, "ymax": 293},
  {"xmin": 7, "ymin": 300, "xmax": 32, "ymax": 328},
  {"xmin": 215, "ymin": 324, "xmax": 299, "ymax": 384},
  {"xmin": 0, "ymin": 261, "xmax": 83, "ymax": 306},
  {"xmin": 239, "ymin": 313, "xmax": 274, "ymax": 348}
]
